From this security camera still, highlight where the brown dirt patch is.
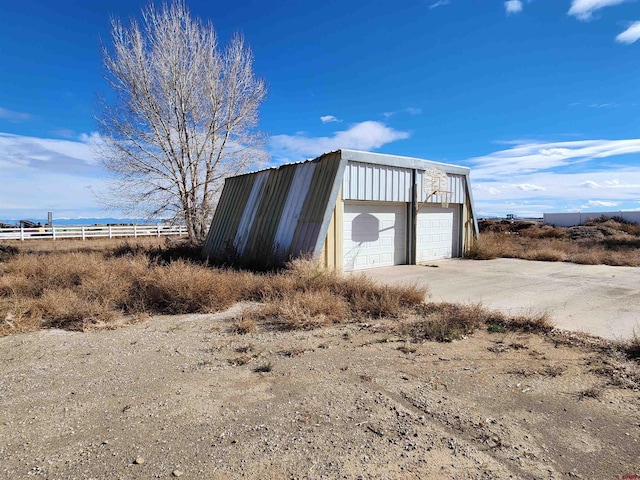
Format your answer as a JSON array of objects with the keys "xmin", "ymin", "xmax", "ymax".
[{"xmin": 1, "ymin": 310, "xmax": 638, "ymax": 479}]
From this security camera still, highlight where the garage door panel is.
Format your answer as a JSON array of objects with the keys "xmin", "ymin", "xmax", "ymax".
[
  {"xmin": 344, "ymin": 202, "xmax": 406, "ymax": 271},
  {"xmin": 417, "ymin": 206, "xmax": 459, "ymax": 262}
]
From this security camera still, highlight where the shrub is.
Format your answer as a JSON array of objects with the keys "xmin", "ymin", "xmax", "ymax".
[{"xmin": 245, "ymin": 290, "xmax": 351, "ymax": 330}]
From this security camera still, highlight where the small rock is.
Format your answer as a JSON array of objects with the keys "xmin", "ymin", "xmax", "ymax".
[
  {"xmin": 172, "ymin": 470, "xmax": 183, "ymax": 477},
  {"xmin": 134, "ymin": 456, "xmax": 145, "ymax": 465}
]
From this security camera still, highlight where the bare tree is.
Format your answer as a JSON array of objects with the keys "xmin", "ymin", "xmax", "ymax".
[{"xmin": 96, "ymin": 1, "xmax": 266, "ymax": 241}]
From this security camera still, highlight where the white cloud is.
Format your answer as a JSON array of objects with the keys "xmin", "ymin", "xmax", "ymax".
[
  {"xmin": 0, "ymin": 132, "xmax": 109, "ymax": 219},
  {"xmin": 270, "ymin": 121, "xmax": 410, "ymax": 159},
  {"xmin": 505, "ymin": 0, "xmax": 524, "ymax": 14},
  {"xmin": 467, "ymin": 139, "xmax": 640, "ymax": 217},
  {"xmin": 467, "ymin": 139, "xmax": 640, "ymax": 180},
  {"xmin": 0, "ymin": 106, "xmax": 31, "ymax": 122},
  {"xmin": 320, "ymin": 115, "xmax": 341, "ymax": 124},
  {"xmin": 584, "ymin": 200, "xmax": 619, "ymax": 207},
  {"xmin": 0, "ymin": 132, "xmax": 102, "ymax": 172},
  {"xmin": 568, "ymin": 0, "xmax": 628, "ymax": 21},
  {"xmin": 616, "ymin": 21, "xmax": 640, "ymax": 44},
  {"xmin": 429, "ymin": 0, "xmax": 450, "ymax": 9},
  {"xmin": 516, "ymin": 183, "xmax": 545, "ymax": 191},
  {"xmin": 581, "ymin": 180, "xmax": 600, "ymax": 188},
  {"xmin": 382, "ymin": 108, "xmax": 421, "ymax": 118}
]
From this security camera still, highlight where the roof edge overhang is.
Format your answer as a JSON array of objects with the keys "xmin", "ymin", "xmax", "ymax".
[{"xmin": 338, "ymin": 149, "xmax": 470, "ymax": 175}]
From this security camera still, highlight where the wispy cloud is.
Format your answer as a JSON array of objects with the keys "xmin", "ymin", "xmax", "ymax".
[
  {"xmin": 616, "ymin": 21, "xmax": 640, "ymax": 44},
  {"xmin": 516, "ymin": 183, "xmax": 545, "ymax": 191},
  {"xmin": 0, "ymin": 132, "xmax": 108, "ymax": 218},
  {"xmin": 467, "ymin": 139, "xmax": 640, "ymax": 179},
  {"xmin": 584, "ymin": 200, "xmax": 619, "ymax": 207},
  {"xmin": 588, "ymin": 103, "xmax": 619, "ymax": 108},
  {"xmin": 320, "ymin": 115, "xmax": 341, "ymax": 124},
  {"xmin": 429, "ymin": 0, "xmax": 450, "ymax": 9},
  {"xmin": 0, "ymin": 106, "xmax": 32, "ymax": 122},
  {"xmin": 466, "ymin": 139, "xmax": 640, "ymax": 217},
  {"xmin": 270, "ymin": 121, "xmax": 410, "ymax": 159},
  {"xmin": 382, "ymin": 107, "xmax": 422, "ymax": 118},
  {"xmin": 0, "ymin": 132, "xmax": 102, "ymax": 173},
  {"xmin": 568, "ymin": 0, "xmax": 628, "ymax": 21},
  {"xmin": 505, "ymin": 0, "xmax": 524, "ymax": 15}
]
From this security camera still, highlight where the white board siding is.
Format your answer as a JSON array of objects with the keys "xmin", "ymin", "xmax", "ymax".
[
  {"xmin": 416, "ymin": 206, "xmax": 460, "ymax": 262},
  {"xmin": 343, "ymin": 202, "xmax": 406, "ymax": 271}
]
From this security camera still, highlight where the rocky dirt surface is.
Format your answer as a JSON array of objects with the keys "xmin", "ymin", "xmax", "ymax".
[{"xmin": 1, "ymin": 307, "xmax": 639, "ymax": 479}]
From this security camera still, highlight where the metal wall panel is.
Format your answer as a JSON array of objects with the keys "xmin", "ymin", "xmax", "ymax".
[
  {"xmin": 417, "ymin": 173, "xmax": 466, "ymax": 204},
  {"xmin": 202, "ymin": 173, "xmax": 255, "ymax": 255},
  {"xmin": 290, "ymin": 152, "xmax": 343, "ymax": 256},
  {"xmin": 273, "ymin": 162, "xmax": 317, "ymax": 254},
  {"xmin": 342, "ymin": 161, "xmax": 412, "ymax": 202},
  {"xmin": 234, "ymin": 170, "xmax": 271, "ymax": 253},
  {"xmin": 544, "ymin": 211, "xmax": 640, "ymax": 227},
  {"xmin": 202, "ymin": 152, "xmax": 344, "ymax": 263},
  {"xmin": 244, "ymin": 164, "xmax": 297, "ymax": 255}
]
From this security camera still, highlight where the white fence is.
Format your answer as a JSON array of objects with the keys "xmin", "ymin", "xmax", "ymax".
[
  {"xmin": 543, "ymin": 211, "xmax": 640, "ymax": 227},
  {"xmin": 0, "ymin": 224, "xmax": 188, "ymax": 241}
]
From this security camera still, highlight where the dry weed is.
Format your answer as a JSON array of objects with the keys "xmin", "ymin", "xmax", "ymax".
[
  {"xmin": 234, "ymin": 317, "xmax": 257, "ymax": 334},
  {"xmin": 473, "ymin": 219, "xmax": 640, "ymax": 267},
  {"xmin": 245, "ymin": 290, "xmax": 351, "ymax": 330}
]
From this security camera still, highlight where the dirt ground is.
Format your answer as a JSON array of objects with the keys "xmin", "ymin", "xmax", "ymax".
[{"xmin": 1, "ymin": 306, "xmax": 639, "ymax": 479}]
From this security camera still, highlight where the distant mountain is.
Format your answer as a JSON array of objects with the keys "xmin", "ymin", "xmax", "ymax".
[{"xmin": 0, "ymin": 218, "xmax": 176, "ymax": 227}]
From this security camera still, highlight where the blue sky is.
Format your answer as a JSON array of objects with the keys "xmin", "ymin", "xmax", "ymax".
[{"xmin": 1, "ymin": 0, "xmax": 640, "ymax": 220}]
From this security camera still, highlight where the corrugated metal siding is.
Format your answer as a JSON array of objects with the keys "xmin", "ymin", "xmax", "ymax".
[
  {"xmin": 273, "ymin": 162, "xmax": 317, "ymax": 254},
  {"xmin": 202, "ymin": 174, "xmax": 255, "ymax": 255},
  {"xmin": 202, "ymin": 152, "xmax": 344, "ymax": 263},
  {"xmin": 290, "ymin": 151, "xmax": 342, "ymax": 256},
  {"xmin": 342, "ymin": 162, "xmax": 413, "ymax": 202},
  {"xmin": 417, "ymin": 173, "xmax": 466, "ymax": 204},
  {"xmin": 244, "ymin": 164, "xmax": 297, "ymax": 255},
  {"xmin": 234, "ymin": 170, "xmax": 270, "ymax": 253}
]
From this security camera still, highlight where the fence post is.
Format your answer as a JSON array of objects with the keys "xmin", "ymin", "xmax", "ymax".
[
  {"xmin": 82, "ymin": 226, "xmax": 86, "ymax": 240},
  {"xmin": 109, "ymin": 226, "xmax": 112, "ymax": 239},
  {"xmin": 134, "ymin": 225, "xmax": 137, "ymax": 238},
  {"xmin": 157, "ymin": 225, "xmax": 161, "ymax": 237},
  {"xmin": 52, "ymin": 227, "xmax": 56, "ymax": 241},
  {"xmin": 20, "ymin": 227, "xmax": 24, "ymax": 241}
]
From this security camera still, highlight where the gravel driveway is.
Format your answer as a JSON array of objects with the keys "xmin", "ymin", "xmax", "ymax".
[{"xmin": 354, "ymin": 258, "xmax": 640, "ymax": 340}]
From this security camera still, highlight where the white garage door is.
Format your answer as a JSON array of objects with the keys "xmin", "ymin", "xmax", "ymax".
[
  {"xmin": 343, "ymin": 202, "xmax": 406, "ymax": 271},
  {"xmin": 416, "ymin": 206, "xmax": 459, "ymax": 262}
]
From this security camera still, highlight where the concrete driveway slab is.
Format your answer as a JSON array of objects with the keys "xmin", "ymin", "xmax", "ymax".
[{"xmin": 353, "ymin": 258, "xmax": 640, "ymax": 341}]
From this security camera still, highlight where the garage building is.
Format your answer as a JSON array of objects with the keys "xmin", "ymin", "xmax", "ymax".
[{"xmin": 202, "ymin": 149, "xmax": 478, "ymax": 271}]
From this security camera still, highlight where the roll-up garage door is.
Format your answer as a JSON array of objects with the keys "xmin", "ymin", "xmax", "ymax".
[
  {"xmin": 343, "ymin": 202, "xmax": 406, "ymax": 271},
  {"xmin": 416, "ymin": 206, "xmax": 460, "ymax": 262}
]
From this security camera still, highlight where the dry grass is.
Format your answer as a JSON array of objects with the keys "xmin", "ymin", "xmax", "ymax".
[
  {"xmin": 470, "ymin": 218, "xmax": 640, "ymax": 267},
  {"xmin": 4, "ymin": 238, "xmax": 638, "ymax": 370},
  {"xmin": 401, "ymin": 303, "xmax": 552, "ymax": 343},
  {"xmin": 0, "ymin": 240, "xmax": 248, "ymax": 334},
  {"xmin": 0, "ymin": 239, "xmax": 536, "ymax": 342}
]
